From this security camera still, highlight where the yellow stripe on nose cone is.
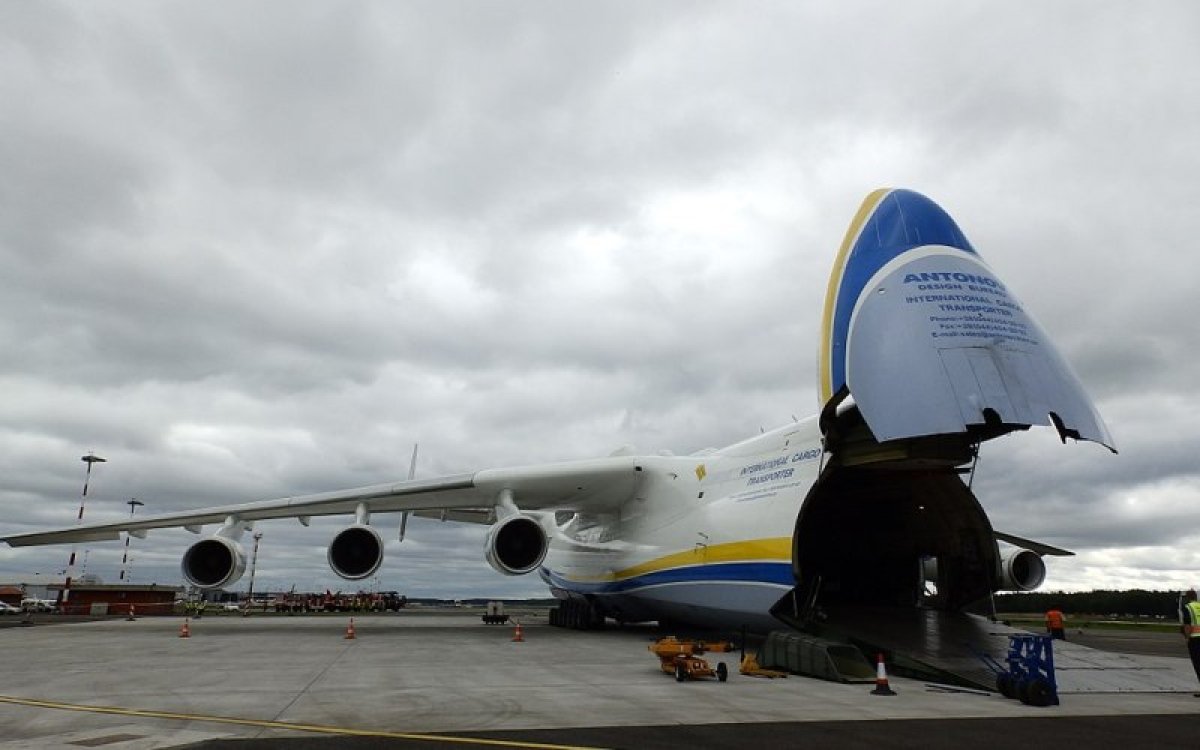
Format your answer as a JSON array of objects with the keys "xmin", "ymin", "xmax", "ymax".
[{"xmin": 818, "ymin": 188, "xmax": 892, "ymax": 404}]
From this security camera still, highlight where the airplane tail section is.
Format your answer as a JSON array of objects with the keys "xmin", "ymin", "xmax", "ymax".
[{"xmin": 818, "ymin": 189, "xmax": 1114, "ymax": 452}]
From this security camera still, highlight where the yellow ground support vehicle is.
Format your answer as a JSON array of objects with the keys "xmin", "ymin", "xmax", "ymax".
[{"xmin": 649, "ymin": 636, "xmax": 729, "ymax": 682}]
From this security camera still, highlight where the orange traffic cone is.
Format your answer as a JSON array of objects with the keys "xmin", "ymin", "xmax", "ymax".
[
  {"xmin": 871, "ymin": 652, "xmax": 896, "ymax": 695},
  {"xmin": 179, "ymin": 618, "xmax": 191, "ymax": 638},
  {"xmin": 512, "ymin": 622, "xmax": 524, "ymax": 642},
  {"xmin": 344, "ymin": 617, "xmax": 357, "ymax": 640}
]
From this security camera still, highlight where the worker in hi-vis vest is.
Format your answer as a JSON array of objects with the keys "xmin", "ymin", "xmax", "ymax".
[
  {"xmin": 1181, "ymin": 589, "xmax": 1200, "ymax": 696},
  {"xmin": 1045, "ymin": 607, "xmax": 1066, "ymax": 640}
]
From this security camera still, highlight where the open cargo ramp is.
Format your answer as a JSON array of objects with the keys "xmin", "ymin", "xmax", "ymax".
[{"xmin": 816, "ymin": 605, "xmax": 1198, "ymax": 693}]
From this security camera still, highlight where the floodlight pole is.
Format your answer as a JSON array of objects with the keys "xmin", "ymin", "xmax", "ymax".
[
  {"xmin": 119, "ymin": 498, "xmax": 144, "ymax": 582},
  {"xmin": 246, "ymin": 532, "xmax": 263, "ymax": 608},
  {"xmin": 62, "ymin": 452, "xmax": 106, "ymax": 612}
]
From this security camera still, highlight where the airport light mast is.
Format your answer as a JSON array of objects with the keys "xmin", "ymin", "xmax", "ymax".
[
  {"xmin": 119, "ymin": 498, "xmax": 144, "ymax": 581},
  {"xmin": 61, "ymin": 452, "xmax": 106, "ymax": 613},
  {"xmin": 246, "ymin": 532, "xmax": 263, "ymax": 609}
]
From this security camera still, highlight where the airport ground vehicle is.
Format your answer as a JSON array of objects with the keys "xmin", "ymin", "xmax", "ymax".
[
  {"xmin": 0, "ymin": 601, "xmax": 20, "ymax": 615},
  {"xmin": 269, "ymin": 590, "xmax": 407, "ymax": 613},
  {"xmin": 482, "ymin": 601, "xmax": 510, "ymax": 624},
  {"xmin": 649, "ymin": 637, "xmax": 729, "ymax": 682}
]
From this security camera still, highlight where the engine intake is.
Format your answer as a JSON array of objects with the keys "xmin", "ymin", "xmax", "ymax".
[
  {"xmin": 328, "ymin": 524, "xmax": 384, "ymax": 580},
  {"xmin": 182, "ymin": 537, "xmax": 247, "ymax": 589},
  {"xmin": 484, "ymin": 515, "xmax": 548, "ymax": 576},
  {"xmin": 997, "ymin": 548, "xmax": 1046, "ymax": 592}
]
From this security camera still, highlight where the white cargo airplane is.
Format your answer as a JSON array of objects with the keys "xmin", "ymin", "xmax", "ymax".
[{"xmin": 3, "ymin": 189, "xmax": 1114, "ymax": 632}]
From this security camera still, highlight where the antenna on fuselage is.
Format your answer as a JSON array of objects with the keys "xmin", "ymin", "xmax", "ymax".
[{"xmin": 398, "ymin": 443, "xmax": 419, "ymax": 542}]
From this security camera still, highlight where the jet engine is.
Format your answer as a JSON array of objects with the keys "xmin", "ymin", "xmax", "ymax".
[
  {"xmin": 921, "ymin": 546, "xmax": 1046, "ymax": 595},
  {"xmin": 997, "ymin": 548, "xmax": 1046, "ymax": 592},
  {"xmin": 182, "ymin": 536, "xmax": 247, "ymax": 589},
  {"xmin": 328, "ymin": 524, "xmax": 385, "ymax": 580},
  {"xmin": 484, "ymin": 514, "xmax": 548, "ymax": 576}
]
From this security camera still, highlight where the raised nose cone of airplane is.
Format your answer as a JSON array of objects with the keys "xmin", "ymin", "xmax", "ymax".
[
  {"xmin": 858, "ymin": 188, "xmax": 975, "ymax": 257},
  {"xmin": 819, "ymin": 189, "xmax": 1115, "ymax": 452},
  {"xmin": 821, "ymin": 190, "xmax": 975, "ymax": 404}
]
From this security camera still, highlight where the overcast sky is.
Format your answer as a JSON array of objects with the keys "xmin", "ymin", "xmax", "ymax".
[{"xmin": 2, "ymin": 2, "xmax": 1198, "ymax": 599}]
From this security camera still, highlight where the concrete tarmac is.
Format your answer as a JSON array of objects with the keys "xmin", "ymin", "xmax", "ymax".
[{"xmin": 1, "ymin": 610, "xmax": 1198, "ymax": 749}]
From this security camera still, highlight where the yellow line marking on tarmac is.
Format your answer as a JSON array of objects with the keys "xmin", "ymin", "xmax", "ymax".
[{"xmin": 0, "ymin": 695, "xmax": 607, "ymax": 750}]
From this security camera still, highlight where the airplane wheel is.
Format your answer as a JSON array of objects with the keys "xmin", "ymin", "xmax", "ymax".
[
  {"xmin": 675, "ymin": 663, "xmax": 687, "ymax": 682},
  {"xmin": 717, "ymin": 663, "xmax": 728, "ymax": 682}
]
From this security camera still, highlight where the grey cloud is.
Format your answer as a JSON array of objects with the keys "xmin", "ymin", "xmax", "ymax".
[{"xmin": 2, "ymin": 2, "xmax": 1198, "ymax": 595}]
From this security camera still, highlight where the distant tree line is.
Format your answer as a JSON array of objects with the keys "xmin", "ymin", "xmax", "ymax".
[{"xmin": 994, "ymin": 589, "xmax": 1187, "ymax": 617}]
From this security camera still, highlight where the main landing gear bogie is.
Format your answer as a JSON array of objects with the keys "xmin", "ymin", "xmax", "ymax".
[{"xmin": 549, "ymin": 598, "xmax": 606, "ymax": 630}]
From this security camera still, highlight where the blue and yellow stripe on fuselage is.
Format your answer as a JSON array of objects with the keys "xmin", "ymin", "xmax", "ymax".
[{"xmin": 539, "ymin": 537, "xmax": 793, "ymax": 595}]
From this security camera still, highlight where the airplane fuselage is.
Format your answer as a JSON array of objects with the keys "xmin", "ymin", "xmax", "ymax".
[{"xmin": 541, "ymin": 417, "xmax": 824, "ymax": 631}]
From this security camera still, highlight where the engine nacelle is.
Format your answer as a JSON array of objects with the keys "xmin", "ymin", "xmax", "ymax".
[
  {"xmin": 997, "ymin": 548, "xmax": 1046, "ymax": 592},
  {"xmin": 328, "ymin": 524, "xmax": 384, "ymax": 580},
  {"xmin": 484, "ymin": 514, "xmax": 548, "ymax": 576},
  {"xmin": 182, "ymin": 536, "xmax": 247, "ymax": 590}
]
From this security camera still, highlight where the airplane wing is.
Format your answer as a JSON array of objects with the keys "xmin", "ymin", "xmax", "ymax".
[
  {"xmin": 994, "ymin": 530, "xmax": 1073, "ymax": 557},
  {"xmin": 1, "ymin": 456, "xmax": 641, "ymax": 547}
]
